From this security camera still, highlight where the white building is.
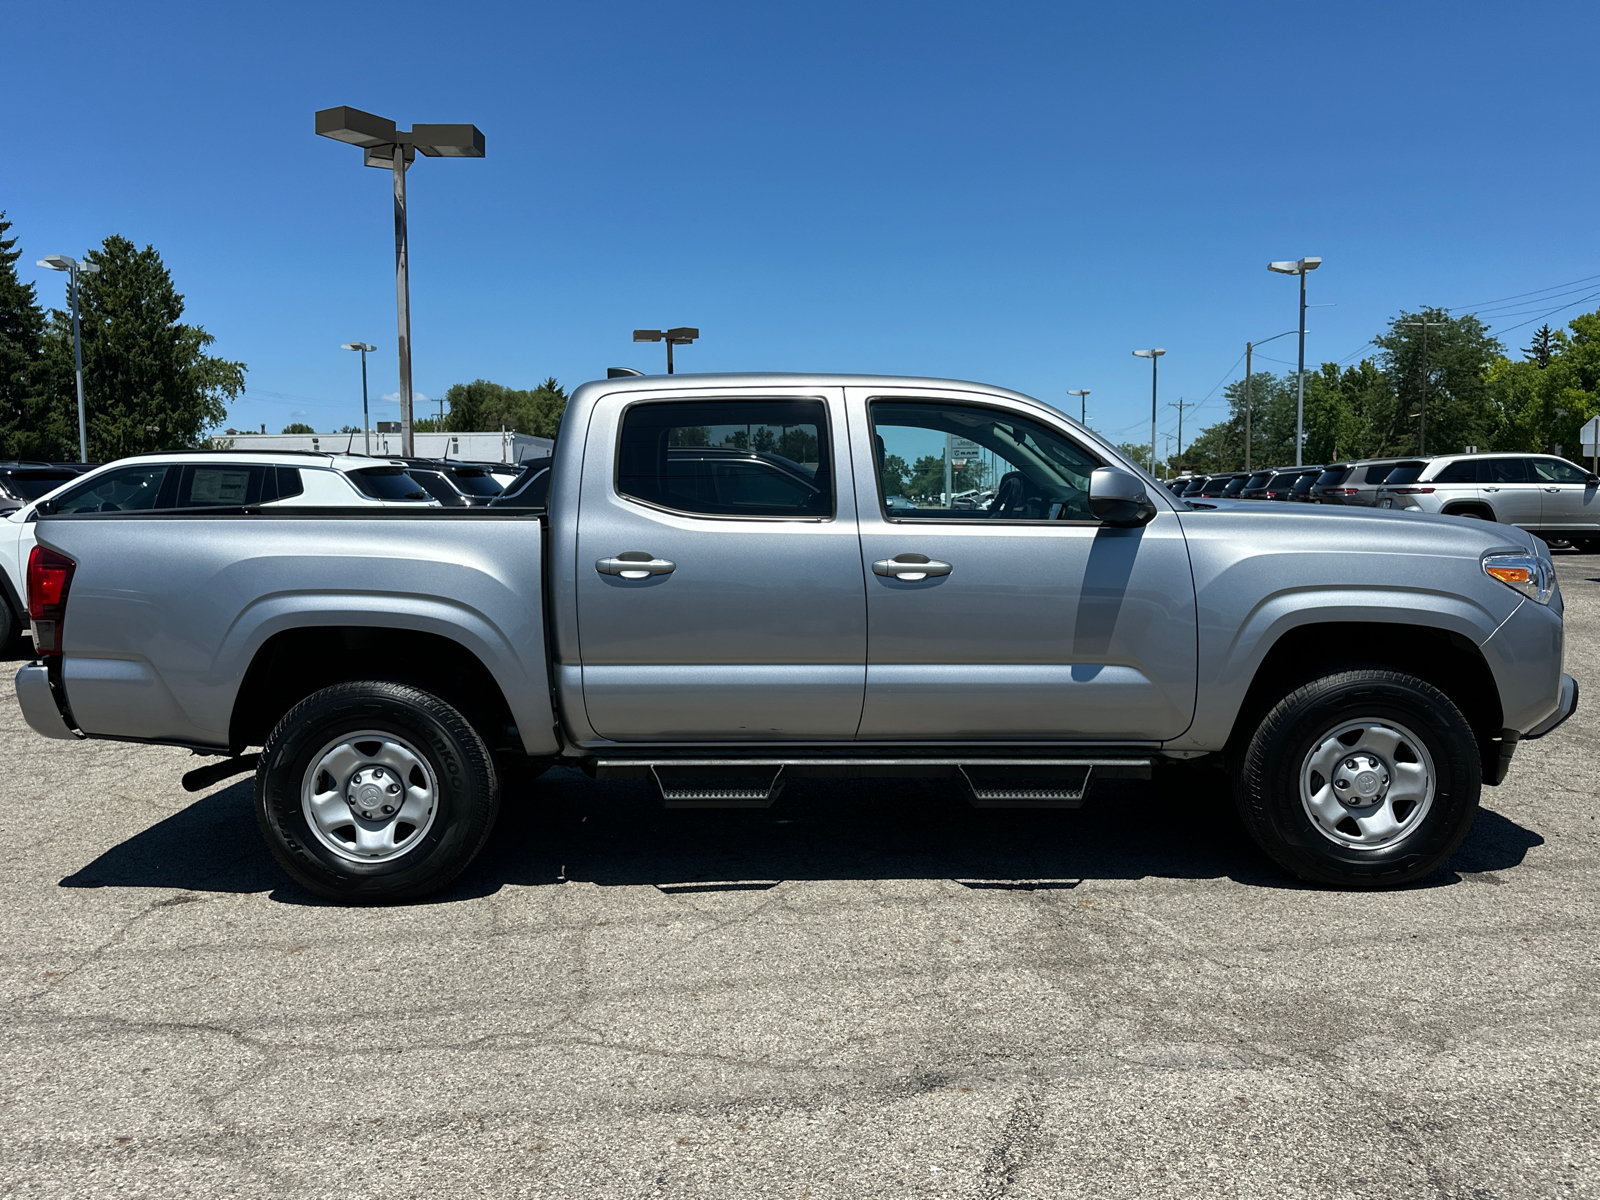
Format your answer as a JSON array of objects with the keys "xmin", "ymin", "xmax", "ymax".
[{"xmin": 216, "ymin": 430, "xmax": 552, "ymax": 464}]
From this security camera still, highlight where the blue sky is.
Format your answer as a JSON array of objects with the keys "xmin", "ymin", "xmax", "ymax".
[{"xmin": 6, "ymin": 0, "xmax": 1597, "ymax": 451}]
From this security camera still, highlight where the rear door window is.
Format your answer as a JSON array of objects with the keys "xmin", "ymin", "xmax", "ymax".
[
  {"xmin": 172, "ymin": 464, "xmax": 267, "ymax": 507},
  {"xmin": 618, "ymin": 398, "xmax": 832, "ymax": 518},
  {"xmin": 1487, "ymin": 458, "xmax": 1530, "ymax": 483},
  {"xmin": 1432, "ymin": 459, "xmax": 1482, "ymax": 484}
]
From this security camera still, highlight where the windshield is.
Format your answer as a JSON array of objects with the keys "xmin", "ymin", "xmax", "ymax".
[
  {"xmin": 446, "ymin": 468, "xmax": 503, "ymax": 497},
  {"xmin": 349, "ymin": 467, "xmax": 430, "ymax": 500},
  {"xmin": 2, "ymin": 469, "xmax": 78, "ymax": 501}
]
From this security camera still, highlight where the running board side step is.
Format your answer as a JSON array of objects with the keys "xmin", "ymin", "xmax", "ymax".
[{"xmin": 593, "ymin": 757, "xmax": 1151, "ymax": 809}]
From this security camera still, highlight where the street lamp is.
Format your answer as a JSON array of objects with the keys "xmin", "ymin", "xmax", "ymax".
[
  {"xmin": 316, "ymin": 106, "xmax": 485, "ymax": 457},
  {"xmin": 633, "ymin": 328, "xmax": 699, "ymax": 374},
  {"xmin": 1267, "ymin": 256, "xmax": 1321, "ymax": 466},
  {"xmin": 1133, "ymin": 349, "xmax": 1166, "ymax": 475},
  {"xmin": 1067, "ymin": 388, "xmax": 1090, "ymax": 425},
  {"xmin": 341, "ymin": 342, "xmax": 377, "ymax": 454},
  {"xmin": 37, "ymin": 254, "xmax": 100, "ymax": 462}
]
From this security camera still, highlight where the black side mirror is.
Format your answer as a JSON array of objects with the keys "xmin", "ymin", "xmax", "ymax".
[
  {"xmin": 1089, "ymin": 466, "xmax": 1157, "ymax": 527},
  {"xmin": 1586, "ymin": 473, "xmax": 1599, "ymax": 486}
]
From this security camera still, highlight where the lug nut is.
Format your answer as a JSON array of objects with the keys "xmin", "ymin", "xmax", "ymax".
[
  {"xmin": 1335, "ymin": 779, "xmax": 1350, "ymax": 789},
  {"xmin": 382, "ymin": 804, "xmax": 394, "ymax": 815},
  {"xmin": 386, "ymin": 783, "xmax": 400, "ymax": 794}
]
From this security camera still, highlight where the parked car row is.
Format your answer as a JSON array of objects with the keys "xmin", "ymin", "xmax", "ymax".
[
  {"xmin": 0, "ymin": 449, "xmax": 538, "ymax": 654},
  {"xmin": 1164, "ymin": 451, "xmax": 1600, "ymax": 549}
]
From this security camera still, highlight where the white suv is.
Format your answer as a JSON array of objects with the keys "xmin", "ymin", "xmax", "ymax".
[
  {"xmin": 0, "ymin": 451, "xmax": 438, "ymax": 652},
  {"xmin": 1376, "ymin": 452, "xmax": 1600, "ymax": 549}
]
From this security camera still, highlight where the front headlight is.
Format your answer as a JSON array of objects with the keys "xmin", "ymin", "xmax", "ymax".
[{"xmin": 1483, "ymin": 553, "xmax": 1554, "ymax": 604}]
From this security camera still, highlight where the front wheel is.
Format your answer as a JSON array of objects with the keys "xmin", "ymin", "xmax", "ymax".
[
  {"xmin": 256, "ymin": 681, "xmax": 500, "ymax": 903},
  {"xmin": 1233, "ymin": 670, "xmax": 1481, "ymax": 888}
]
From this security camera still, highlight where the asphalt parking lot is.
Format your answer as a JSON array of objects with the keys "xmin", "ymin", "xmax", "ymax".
[{"xmin": 1, "ymin": 555, "xmax": 1596, "ymax": 1200}]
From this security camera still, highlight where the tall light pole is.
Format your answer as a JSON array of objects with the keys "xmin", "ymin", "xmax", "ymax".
[
  {"xmin": 315, "ymin": 107, "xmax": 485, "ymax": 457},
  {"xmin": 1133, "ymin": 349, "xmax": 1166, "ymax": 475},
  {"xmin": 633, "ymin": 327, "xmax": 700, "ymax": 373},
  {"xmin": 341, "ymin": 342, "xmax": 377, "ymax": 454},
  {"xmin": 37, "ymin": 255, "xmax": 101, "ymax": 462},
  {"xmin": 1067, "ymin": 388, "xmax": 1090, "ymax": 425},
  {"xmin": 1243, "ymin": 328, "xmax": 1299, "ymax": 471},
  {"xmin": 1268, "ymin": 257, "xmax": 1321, "ymax": 466}
]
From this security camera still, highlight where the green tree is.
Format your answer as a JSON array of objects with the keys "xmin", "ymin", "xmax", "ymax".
[
  {"xmin": 0, "ymin": 212, "xmax": 46, "ymax": 459},
  {"xmin": 281, "ymin": 422, "xmax": 315, "ymax": 434},
  {"xmin": 442, "ymin": 376, "xmax": 568, "ymax": 438},
  {"xmin": 1524, "ymin": 324, "xmax": 1558, "ymax": 368},
  {"xmin": 1115, "ymin": 442, "xmax": 1156, "ymax": 472},
  {"xmin": 1486, "ymin": 309, "xmax": 1600, "ymax": 455},
  {"xmin": 30, "ymin": 236, "xmax": 244, "ymax": 459},
  {"xmin": 1372, "ymin": 307, "xmax": 1502, "ymax": 456},
  {"xmin": 879, "ymin": 452, "xmax": 910, "ymax": 496}
]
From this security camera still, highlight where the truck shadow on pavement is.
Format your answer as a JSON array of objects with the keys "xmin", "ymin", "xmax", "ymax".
[{"xmin": 60, "ymin": 765, "xmax": 1546, "ymax": 904}]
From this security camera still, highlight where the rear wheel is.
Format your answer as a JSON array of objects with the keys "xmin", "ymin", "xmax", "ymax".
[
  {"xmin": 1569, "ymin": 537, "xmax": 1600, "ymax": 554},
  {"xmin": 1233, "ymin": 670, "xmax": 1480, "ymax": 888},
  {"xmin": 0, "ymin": 595, "xmax": 18, "ymax": 658},
  {"xmin": 256, "ymin": 681, "xmax": 500, "ymax": 903}
]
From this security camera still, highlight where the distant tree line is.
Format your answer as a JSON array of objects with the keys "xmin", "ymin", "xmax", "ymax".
[
  {"xmin": 1170, "ymin": 307, "xmax": 1600, "ymax": 474},
  {"xmin": 430, "ymin": 378, "xmax": 568, "ymax": 438},
  {"xmin": 0, "ymin": 212, "xmax": 245, "ymax": 461}
]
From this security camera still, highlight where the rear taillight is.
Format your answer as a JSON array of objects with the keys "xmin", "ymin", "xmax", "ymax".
[
  {"xmin": 1328, "ymin": 488, "xmax": 1358, "ymax": 496},
  {"xmin": 1394, "ymin": 487, "xmax": 1434, "ymax": 494},
  {"xmin": 27, "ymin": 546, "xmax": 76, "ymax": 656}
]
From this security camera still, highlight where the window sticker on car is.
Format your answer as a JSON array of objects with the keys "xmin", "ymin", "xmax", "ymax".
[{"xmin": 190, "ymin": 469, "xmax": 252, "ymax": 504}]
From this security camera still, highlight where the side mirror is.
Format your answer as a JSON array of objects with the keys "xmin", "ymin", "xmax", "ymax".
[
  {"xmin": 1089, "ymin": 466, "xmax": 1157, "ymax": 527},
  {"xmin": 1586, "ymin": 473, "xmax": 1598, "ymax": 486}
]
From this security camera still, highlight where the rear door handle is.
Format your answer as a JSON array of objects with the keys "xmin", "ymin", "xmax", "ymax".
[
  {"xmin": 872, "ymin": 554, "xmax": 952, "ymax": 581},
  {"xmin": 597, "ymin": 553, "xmax": 676, "ymax": 579},
  {"xmin": 1545, "ymin": 487, "xmax": 1562, "ymax": 493}
]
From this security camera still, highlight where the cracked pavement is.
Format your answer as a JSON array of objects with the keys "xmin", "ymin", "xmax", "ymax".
[{"xmin": 1, "ymin": 554, "xmax": 1596, "ymax": 1198}]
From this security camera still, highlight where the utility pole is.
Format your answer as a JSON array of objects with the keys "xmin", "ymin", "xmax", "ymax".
[
  {"xmin": 1133, "ymin": 349, "xmax": 1166, "ymax": 476},
  {"xmin": 1168, "ymin": 398, "xmax": 1196, "ymax": 474},
  {"xmin": 1402, "ymin": 314, "xmax": 1447, "ymax": 454},
  {"xmin": 1244, "ymin": 342, "xmax": 1253, "ymax": 472}
]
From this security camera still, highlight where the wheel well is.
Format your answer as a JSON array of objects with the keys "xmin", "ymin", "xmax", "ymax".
[
  {"xmin": 229, "ymin": 626, "xmax": 521, "ymax": 754},
  {"xmin": 1227, "ymin": 621, "xmax": 1504, "ymax": 777},
  {"xmin": 1442, "ymin": 501, "xmax": 1495, "ymax": 520}
]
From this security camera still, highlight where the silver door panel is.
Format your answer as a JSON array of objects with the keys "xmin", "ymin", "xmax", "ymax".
[
  {"xmin": 574, "ymin": 385, "xmax": 867, "ymax": 741},
  {"xmin": 580, "ymin": 664, "xmax": 865, "ymax": 740},
  {"xmin": 845, "ymin": 387, "xmax": 1197, "ymax": 742}
]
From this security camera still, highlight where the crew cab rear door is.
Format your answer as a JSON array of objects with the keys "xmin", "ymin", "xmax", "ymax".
[
  {"xmin": 846, "ymin": 386, "xmax": 1197, "ymax": 741},
  {"xmin": 573, "ymin": 386, "xmax": 866, "ymax": 740}
]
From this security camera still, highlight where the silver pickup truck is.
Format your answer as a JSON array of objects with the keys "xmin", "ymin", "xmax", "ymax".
[{"xmin": 13, "ymin": 374, "xmax": 1578, "ymax": 902}]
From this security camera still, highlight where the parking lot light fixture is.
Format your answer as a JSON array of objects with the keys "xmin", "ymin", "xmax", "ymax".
[
  {"xmin": 1268, "ymin": 257, "xmax": 1322, "ymax": 466},
  {"xmin": 1067, "ymin": 388, "xmax": 1090, "ymax": 425},
  {"xmin": 37, "ymin": 255, "xmax": 101, "ymax": 462},
  {"xmin": 316, "ymin": 107, "xmax": 485, "ymax": 457},
  {"xmin": 341, "ymin": 342, "xmax": 378, "ymax": 454},
  {"xmin": 1133, "ymin": 350, "xmax": 1166, "ymax": 475},
  {"xmin": 633, "ymin": 327, "xmax": 699, "ymax": 374}
]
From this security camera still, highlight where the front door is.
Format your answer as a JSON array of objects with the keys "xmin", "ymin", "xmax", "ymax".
[
  {"xmin": 1533, "ymin": 456, "xmax": 1600, "ymax": 535},
  {"xmin": 848, "ymin": 388, "xmax": 1197, "ymax": 742},
  {"xmin": 575, "ymin": 388, "xmax": 867, "ymax": 741}
]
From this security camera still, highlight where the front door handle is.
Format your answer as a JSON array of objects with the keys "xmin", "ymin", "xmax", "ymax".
[
  {"xmin": 597, "ymin": 553, "xmax": 676, "ymax": 579},
  {"xmin": 1545, "ymin": 487, "xmax": 1562, "ymax": 493},
  {"xmin": 872, "ymin": 553, "xmax": 953, "ymax": 581},
  {"xmin": 1483, "ymin": 487, "xmax": 1500, "ymax": 492}
]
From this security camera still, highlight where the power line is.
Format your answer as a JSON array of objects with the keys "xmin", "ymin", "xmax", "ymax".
[{"xmin": 1445, "ymin": 272, "xmax": 1600, "ymax": 314}]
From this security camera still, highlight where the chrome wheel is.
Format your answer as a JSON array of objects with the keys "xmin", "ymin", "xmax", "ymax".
[
  {"xmin": 300, "ymin": 730, "xmax": 439, "ymax": 863},
  {"xmin": 1299, "ymin": 718, "xmax": 1436, "ymax": 851}
]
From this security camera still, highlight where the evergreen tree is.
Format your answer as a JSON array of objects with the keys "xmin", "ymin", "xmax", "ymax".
[
  {"xmin": 0, "ymin": 212, "xmax": 47, "ymax": 459},
  {"xmin": 1524, "ymin": 324, "xmax": 1558, "ymax": 368},
  {"xmin": 32, "ymin": 235, "xmax": 244, "ymax": 459}
]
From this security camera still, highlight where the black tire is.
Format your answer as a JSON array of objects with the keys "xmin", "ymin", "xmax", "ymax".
[
  {"xmin": 1569, "ymin": 537, "xmax": 1600, "ymax": 554},
  {"xmin": 0, "ymin": 595, "xmax": 18, "ymax": 658},
  {"xmin": 256, "ymin": 681, "xmax": 499, "ymax": 904},
  {"xmin": 1233, "ymin": 670, "xmax": 1481, "ymax": 888}
]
